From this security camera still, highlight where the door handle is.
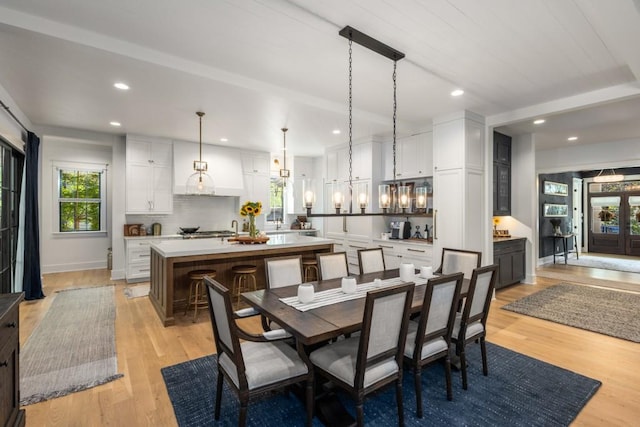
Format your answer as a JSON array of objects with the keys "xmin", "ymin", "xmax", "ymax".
[{"xmin": 433, "ymin": 209, "xmax": 438, "ymax": 240}]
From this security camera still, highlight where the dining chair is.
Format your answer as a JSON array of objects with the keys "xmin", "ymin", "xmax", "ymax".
[
  {"xmin": 403, "ymin": 272, "xmax": 464, "ymax": 418},
  {"xmin": 309, "ymin": 283, "xmax": 414, "ymax": 427},
  {"xmin": 204, "ymin": 277, "xmax": 314, "ymax": 427},
  {"xmin": 451, "ymin": 264, "xmax": 498, "ymax": 390},
  {"xmin": 435, "ymin": 248, "xmax": 482, "ymax": 279},
  {"xmin": 357, "ymin": 247, "xmax": 386, "ymax": 275},
  {"xmin": 263, "ymin": 255, "xmax": 304, "ymax": 331},
  {"xmin": 316, "ymin": 252, "xmax": 348, "ymax": 280}
]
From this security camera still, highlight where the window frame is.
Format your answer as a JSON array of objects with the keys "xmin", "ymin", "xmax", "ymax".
[{"xmin": 52, "ymin": 162, "xmax": 107, "ymax": 235}]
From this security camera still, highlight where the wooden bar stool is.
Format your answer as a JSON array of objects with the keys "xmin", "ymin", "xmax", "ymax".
[
  {"xmin": 185, "ymin": 269, "xmax": 216, "ymax": 322},
  {"xmin": 302, "ymin": 258, "xmax": 319, "ymax": 282},
  {"xmin": 232, "ymin": 264, "xmax": 258, "ymax": 305}
]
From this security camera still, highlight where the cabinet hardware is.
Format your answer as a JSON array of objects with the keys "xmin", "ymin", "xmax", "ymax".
[
  {"xmin": 349, "ymin": 245, "xmax": 366, "ymax": 249},
  {"xmin": 140, "ymin": 268, "xmax": 151, "ymax": 272},
  {"xmin": 6, "ymin": 322, "xmax": 16, "ymax": 328},
  {"xmin": 0, "ymin": 361, "xmax": 8, "ymax": 367},
  {"xmin": 433, "ymin": 209, "xmax": 438, "ymax": 240},
  {"xmin": 407, "ymin": 248, "xmax": 425, "ymax": 253},
  {"xmin": 342, "ymin": 216, "xmax": 347, "ymax": 233},
  {"xmin": 378, "ymin": 245, "xmax": 393, "ymax": 249}
]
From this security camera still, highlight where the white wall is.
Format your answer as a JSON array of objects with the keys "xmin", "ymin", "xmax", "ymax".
[
  {"xmin": 40, "ymin": 131, "xmax": 116, "ymax": 273},
  {"xmin": 536, "ymin": 138, "xmax": 640, "ymax": 173},
  {"xmin": 0, "ymin": 82, "xmax": 30, "ymax": 151}
]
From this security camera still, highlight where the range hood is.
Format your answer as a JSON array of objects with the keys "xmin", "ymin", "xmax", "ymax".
[{"xmin": 173, "ymin": 140, "xmax": 244, "ymax": 196}]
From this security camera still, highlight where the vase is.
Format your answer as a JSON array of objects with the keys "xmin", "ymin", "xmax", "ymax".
[{"xmin": 249, "ymin": 215, "xmax": 257, "ymax": 238}]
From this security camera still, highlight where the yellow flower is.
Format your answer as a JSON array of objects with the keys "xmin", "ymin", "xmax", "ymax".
[
  {"xmin": 240, "ymin": 201, "xmax": 263, "ymax": 217},
  {"xmin": 493, "ymin": 217, "xmax": 500, "ymax": 225}
]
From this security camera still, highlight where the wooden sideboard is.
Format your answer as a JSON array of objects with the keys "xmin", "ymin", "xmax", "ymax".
[{"xmin": 0, "ymin": 293, "xmax": 25, "ymax": 427}]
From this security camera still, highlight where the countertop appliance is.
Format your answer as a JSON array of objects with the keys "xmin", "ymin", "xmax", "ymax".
[
  {"xmin": 180, "ymin": 230, "xmax": 236, "ymax": 239},
  {"xmin": 390, "ymin": 221, "xmax": 411, "ymax": 239}
]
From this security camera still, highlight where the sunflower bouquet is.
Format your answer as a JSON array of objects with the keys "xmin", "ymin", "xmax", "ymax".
[{"xmin": 240, "ymin": 201, "xmax": 262, "ymax": 238}]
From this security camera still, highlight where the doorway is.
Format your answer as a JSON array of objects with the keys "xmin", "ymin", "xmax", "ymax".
[{"xmin": 588, "ymin": 181, "xmax": 640, "ymax": 256}]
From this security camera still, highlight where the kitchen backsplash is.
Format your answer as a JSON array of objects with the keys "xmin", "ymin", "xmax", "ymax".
[{"xmin": 125, "ymin": 195, "xmax": 241, "ymax": 235}]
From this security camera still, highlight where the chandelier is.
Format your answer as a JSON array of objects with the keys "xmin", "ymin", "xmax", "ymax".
[{"xmin": 186, "ymin": 111, "xmax": 215, "ymax": 195}]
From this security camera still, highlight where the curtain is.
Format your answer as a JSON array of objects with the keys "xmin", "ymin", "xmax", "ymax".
[
  {"xmin": 23, "ymin": 131, "xmax": 44, "ymax": 300},
  {"xmin": 13, "ymin": 164, "xmax": 26, "ymax": 293}
]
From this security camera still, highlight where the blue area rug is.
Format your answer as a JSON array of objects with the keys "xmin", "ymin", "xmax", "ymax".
[{"xmin": 161, "ymin": 342, "xmax": 600, "ymax": 426}]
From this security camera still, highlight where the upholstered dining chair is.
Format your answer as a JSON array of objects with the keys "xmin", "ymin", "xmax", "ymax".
[
  {"xmin": 204, "ymin": 277, "xmax": 313, "ymax": 427},
  {"xmin": 309, "ymin": 283, "xmax": 414, "ymax": 427},
  {"xmin": 262, "ymin": 255, "xmax": 304, "ymax": 331},
  {"xmin": 435, "ymin": 248, "xmax": 482, "ymax": 279},
  {"xmin": 451, "ymin": 264, "xmax": 498, "ymax": 390},
  {"xmin": 403, "ymin": 273, "xmax": 464, "ymax": 418},
  {"xmin": 316, "ymin": 252, "xmax": 349, "ymax": 280},
  {"xmin": 357, "ymin": 247, "xmax": 386, "ymax": 275}
]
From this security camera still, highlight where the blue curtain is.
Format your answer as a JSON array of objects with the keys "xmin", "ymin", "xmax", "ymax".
[{"xmin": 23, "ymin": 131, "xmax": 44, "ymax": 300}]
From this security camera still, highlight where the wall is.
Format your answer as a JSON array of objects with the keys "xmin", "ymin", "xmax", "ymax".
[
  {"xmin": 537, "ymin": 138, "xmax": 640, "ymax": 173},
  {"xmin": 538, "ymin": 171, "xmax": 579, "ymax": 258},
  {"xmin": 39, "ymin": 131, "xmax": 116, "ymax": 273}
]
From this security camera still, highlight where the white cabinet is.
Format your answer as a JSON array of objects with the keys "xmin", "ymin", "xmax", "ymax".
[
  {"xmin": 242, "ymin": 152, "xmax": 271, "ymax": 176},
  {"xmin": 375, "ymin": 241, "xmax": 433, "ymax": 271},
  {"xmin": 126, "ymin": 237, "xmax": 180, "ymax": 282},
  {"xmin": 173, "ymin": 141, "xmax": 245, "ymax": 196},
  {"xmin": 326, "ymin": 142, "xmax": 376, "ymax": 182},
  {"xmin": 126, "ymin": 136, "xmax": 173, "ymax": 214},
  {"xmin": 383, "ymin": 133, "xmax": 433, "ymax": 180}
]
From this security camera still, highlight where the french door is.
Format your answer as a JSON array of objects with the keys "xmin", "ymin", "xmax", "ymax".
[{"xmin": 588, "ymin": 182, "xmax": 640, "ymax": 256}]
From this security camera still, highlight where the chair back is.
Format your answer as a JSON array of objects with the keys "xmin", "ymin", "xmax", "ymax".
[
  {"xmin": 317, "ymin": 252, "xmax": 348, "ymax": 280},
  {"xmin": 358, "ymin": 248, "xmax": 386, "ymax": 275},
  {"xmin": 439, "ymin": 248, "xmax": 482, "ymax": 279},
  {"xmin": 461, "ymin": 264, "xmax": 498, "ymax": 330},
  {"xmin": 204, "ymin": 277, "xmax": 246, "ymax": 381},
  {"xmin": 414, "ymin": 273, "xmax": 464, "ymax": 357},
  {"xmin": 264, "ymin": 255, "xmax": 303, "ymax": 289},
  {"xmin": 355, "ymin": 283, "xmax": 414, "ymax": 388}
]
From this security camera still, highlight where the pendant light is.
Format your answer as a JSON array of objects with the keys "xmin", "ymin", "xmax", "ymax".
[
  {"xmin": 186, "ymin": 111, "xmax": 215, "ymax": 195},
  {"xmin": 279, "ymin": 127, "xmax": 290, "ymax": 185},
  {"xmin": 593, "ymin": 168, "xmax": 624, "ymax": 183}
]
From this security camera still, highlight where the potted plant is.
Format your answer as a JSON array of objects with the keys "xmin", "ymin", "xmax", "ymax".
[
  {"xmin": 550, "ymin": 218, "xmax": 562, "ymax": 236},
  {"xmin": 599, "ymin": 208, "xmax": 614, "ymax": 222}
]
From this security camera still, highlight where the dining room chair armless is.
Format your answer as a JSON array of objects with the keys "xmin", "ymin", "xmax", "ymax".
[
  {"xmin": 403, "ymin": 272, "xmax": 464, "ymax": 418},
  {"xmin": 309, "ymin": 283, "xmax": 414, "ymax": 427},
  {"xmin": 204, "ymin": 277, "xmax": 313, "ymax": 427},
  {"xmin": 357, "ymin": 247, "xmax": 386, "ymax": 275},
  {"xmin": 316, "ymin": 252, "xmax": 349, "ymax": 280},
  {"xmin": 435, "ymin": 248, "xmax": 482, "ymax": 279},
  {"xmin": 262, "ymin": 255, "xmax": 304, "ymax": 331},
  {"xmin": 451, "ymin": 264, "xmax": 498, "ymax": 390}
]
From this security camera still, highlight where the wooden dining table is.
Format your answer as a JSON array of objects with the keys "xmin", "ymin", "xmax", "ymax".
[{"xmin": 241, "ymin": 269, "xmax": 470, "ymax": 346}]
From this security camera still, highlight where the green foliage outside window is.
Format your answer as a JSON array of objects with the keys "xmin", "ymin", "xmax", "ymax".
[{"xmin": 59, "ymin": 170, "xmax": 102, "ymax": 232}]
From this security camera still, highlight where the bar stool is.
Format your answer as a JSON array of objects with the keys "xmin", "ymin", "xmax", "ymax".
[
  {"xmin": 185, "ymin": 269, "xmax": 216, "ymax": 322},
  {"xmin": 232, "ymin": 264, "xmax": 258, "ymax": 305},
  {"xmin": 302, "ymin": 257, "xmax": 319, "ymax": 282}
]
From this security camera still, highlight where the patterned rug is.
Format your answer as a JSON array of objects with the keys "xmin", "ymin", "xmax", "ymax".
[
  {"xmin": 503, "ymin": 283, "xmax": 640, "ymax": 342},
  {"xmin": 567, "ymin": 254, "xmax": 640, "ymax": 273},
  {"xmin": 162, "ymin": 342, "xmax": 600, "ymax": 426},
  {"xmin": 20, "ymin": 286, "xmax": 123, "ymax": 405}
]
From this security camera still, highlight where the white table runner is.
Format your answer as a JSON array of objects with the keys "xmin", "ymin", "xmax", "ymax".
[{"xmin": 280, "ymin": 274, "xmax": 434, "ymax": 312}]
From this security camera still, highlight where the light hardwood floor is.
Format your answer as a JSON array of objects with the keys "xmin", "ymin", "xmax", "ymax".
[{"xmin": 18, "ymin": 265, "xmax": 640, "ymax": 426}]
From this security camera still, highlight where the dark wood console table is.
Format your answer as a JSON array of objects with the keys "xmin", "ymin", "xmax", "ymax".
[{"xmin": 550, "ymin": 234, "xmax": 579, "ymax": 264}]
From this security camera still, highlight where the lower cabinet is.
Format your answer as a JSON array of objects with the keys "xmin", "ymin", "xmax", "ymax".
[
  {"xmin": 0, "ymin": 293, "xmax": 25, "ymax": 427},
  {"xmin": 125, "ymin": 237, "xmax": 180, "ymax": 282},
  {"xmin": 494, "ymin": 238, "xmax": 526, "ymax": 289},
  {"xmin": 376, "ymin": 241, "xmax": 433, "ymax": 271}
]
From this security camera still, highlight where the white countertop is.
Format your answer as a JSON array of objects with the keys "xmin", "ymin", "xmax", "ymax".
[{"xmin": 150, "ymin": 234, "xmax": 334, "ymax": 258}]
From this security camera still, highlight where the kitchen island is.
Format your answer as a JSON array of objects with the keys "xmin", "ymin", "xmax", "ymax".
[{"xmin": 149, "ymin": 234, "xmax": 334, "ymax": 326}]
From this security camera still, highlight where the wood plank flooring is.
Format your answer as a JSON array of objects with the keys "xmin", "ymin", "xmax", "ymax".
[{"xmin": 18, "ymin": 265, "xmax": 640, "ymax": 426}]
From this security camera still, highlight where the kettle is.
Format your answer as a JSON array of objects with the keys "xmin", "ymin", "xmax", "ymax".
[{"xmin": 152, "ymin": 223, "xmax": 162, "ymax": 236}]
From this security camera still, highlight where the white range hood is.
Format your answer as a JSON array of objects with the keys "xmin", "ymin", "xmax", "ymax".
[{"xmin": 173, "ymin": 140, "xmax": 244, "ymax": 196}]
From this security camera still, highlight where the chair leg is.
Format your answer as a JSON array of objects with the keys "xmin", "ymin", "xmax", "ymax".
[
  {"xmin": 355, "ymin": 396, "xmax": 365, "ymax": 427},
  {"xmin": 185, "ymin": 280, "xmax": 194, "ymax": 316},
  {"xmin": 239, "ymin": 398, "xmax": 248, "ymax": 427},
  {"xmin": 460, "ymin": 347, "xmax": 468, "ymax": 390},
  {"xmin": 444, "ymin": 355, "xmax": 453, "ymax": 401},
  {"xmin": 396, "ymin": 378, "xmax": 405, "ymax": 427},
  {"xmin": 480, "ymin": 337, "xmax": 488, "ymax": 376},
  {"xmin": 192, "ymin": 280, "xmax": 201, "ymax": 322},
  {"xmin": 414, "ymin": 366, "xmax": 423, "ymax": 418},
  {"xmin": 305, "ymin": 379, "xmax": 314, "ymax": 427},
  {"xmin": 215, "ymin": 369, "xmax": 223, "ymax": 420}
]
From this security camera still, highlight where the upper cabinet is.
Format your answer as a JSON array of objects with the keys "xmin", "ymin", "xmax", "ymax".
[
  {"xmin": 383, "ymin": 132, "xmax": 433, "ymax": 180},
  {"xmin": 126, "ymin": 135, "xmax": 173, "ymax": 214},
  {"xmin": 493, "ymin": 131, "xmax": 512, "ymax": 216},
  {"xmin": 326, "ymin": 142, "xmax": 376, "ymax": 182},
  {"xmin": 242, "ymin": 152, "xmax": 271, "ymax": 176},
  {"xmin": 173, "ymin": 141, "xmax": 244, "ymax": 196}
]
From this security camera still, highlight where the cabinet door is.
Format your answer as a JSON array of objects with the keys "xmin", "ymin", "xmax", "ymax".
[
  {"xmin": 399, "ymin": 136, "xmax": 419, "ymax": 178},
  {"xmin": 151, "ymin": 164, "xmax": 173, "ymax": 213},
  {"xmin": 351, "ymin": 143, "xmax": 372, "ymax": 180},
  {"xmin": 127, "ymin": 139, "xmax": 152, "ymax": 164},
  {"xmin": 494, "ymin": 163, "xmax": 511, "ymax": 216},
  {"xmin": 126, "ymin": 163, "xmax": 151, "ymax": 213},
  {"xmin": 150, "ymin": 141, "xmax": 173, "ymax": 166}
]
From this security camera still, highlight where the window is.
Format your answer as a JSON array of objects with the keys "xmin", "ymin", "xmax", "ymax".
[
  {"xmin": 56, "ymin": 166, "xmax": 106, "ymax": 232},
  {"xmin": 0, "ymin": 139, "xmax": 23, "ymax": 294},
  {"xmin": 267, "ymin": 176, "xmax": 284, "ymax": 223}
]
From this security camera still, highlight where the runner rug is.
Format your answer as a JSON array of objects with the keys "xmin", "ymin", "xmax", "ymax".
[
  {"xmin": 162, "ymin": 342, "xmax": 600, "ymax": 426},
  {"xmin": 20, "ymin": 285, "xmax": 123, "ymax": 405},
  {"xmin": 502, "ymin": 283, "xmax": 640, "ymax": 343}
]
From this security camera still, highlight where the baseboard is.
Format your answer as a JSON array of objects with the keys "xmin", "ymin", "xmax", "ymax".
[
  {"xmin": 41, "ymin": 261, "xmax": 107, "ymax": 274},
  {"xmin": 110, "ymin": 269, "xmax": 125, "ymax": 280}
]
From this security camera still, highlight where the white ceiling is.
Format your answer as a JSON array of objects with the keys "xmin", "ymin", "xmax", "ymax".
[{"xmin": 1, "ymin": 0, "xmax": 640, "ymax": 156}]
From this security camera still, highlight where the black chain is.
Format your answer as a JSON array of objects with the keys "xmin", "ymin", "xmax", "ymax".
[
  {"xmin": 392, "ymin": 60, "xmax": 398, "ymax": 211},
  {"xmin": 348, "ymin": 38, "xmax": 353, "ymax": 213}
]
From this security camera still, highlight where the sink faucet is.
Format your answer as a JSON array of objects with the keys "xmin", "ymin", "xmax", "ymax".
[
  {"xmin": 231, "ymin": 220, "xmax": 238, "ymax": 237},
  {"xmin": 275, "ymin": 218, "xmax": 282, "ymax": 230}
]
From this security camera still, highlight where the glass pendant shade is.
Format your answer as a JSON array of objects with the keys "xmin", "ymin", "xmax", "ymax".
[
  {"xmin": 332, "ymin": 181, "xmax": 344, "ymax": 214},
  {"xmin": 186, "ymin": 171, "xmax": 215, "ymax": 195},
  {"xmin": 357, "ymin": 182, "xmax": 369, "ymax": 213},
  {"xmin": 415, "ymin": 186, "xmax": 427, "ymax": 210},
  {"xmin": 302, "ymin": 178, "xmax": 315, "ymax": 215},
  {"xmin": 379, "ymin": 184, "xmax": 391, "ymax": 212},
  {"xmin": 398, "ymin": 185, "xmax": 411, "ymax": 212}
]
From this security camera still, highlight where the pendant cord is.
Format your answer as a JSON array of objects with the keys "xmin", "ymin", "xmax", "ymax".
[
  {"xmin": 348, "ymin": 38, "xmax": 354, "ymax": 213},
  {"xmin": 392, "ymin": 60, "xmax": 398, "ymax": 211}
]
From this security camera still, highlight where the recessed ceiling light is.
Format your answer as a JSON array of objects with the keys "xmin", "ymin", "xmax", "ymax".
[
  {"xmin": 567, "ymin": 136, "xmax": 578, "ymax": 141},
  {"xmin": 109, "ymin": 121, "xmax": 121, "ymax": 127},
  {"xmin": 220, "ymin": 138, "xmax": 228, "ymax": 142},
  {"xmin": 451, "ymin": 89, "xmax": 464, "ymax": 97},
  {"xmin": 332, "ymin": 129, "xmax": 341, "ymax": 135},
  {"xmin": 113, "ymin": 82, "xmax": 129, "ymax": 90},
  {"xmin": 533, "ymin": 119, "xmax": 545, "ymax": 125}
]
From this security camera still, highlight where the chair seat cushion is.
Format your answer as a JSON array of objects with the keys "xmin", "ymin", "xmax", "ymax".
[
  {"xmin": 219, "ymin": 340, "xmax": 308, "ymax": 390},
  {"xmin": 403, "ymin": 320, "xmax": 448, "ymax": 360},
  {"xmin": 452, "ymin": 316, "xmax": 484, "ymax": 341},
  {"xmin": 310, "ymin": 337, "xmax": 399, "ymax": 388}
]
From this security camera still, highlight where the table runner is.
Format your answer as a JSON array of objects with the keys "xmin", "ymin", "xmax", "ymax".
[{"xmin": 280, "ymin": 274, "xmax": 433, "ymax": 312}]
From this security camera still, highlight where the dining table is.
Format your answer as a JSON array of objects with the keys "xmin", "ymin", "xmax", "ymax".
[{"xmin": 241, "ymin": 268, "xmax": 470, "ymax": 346}]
